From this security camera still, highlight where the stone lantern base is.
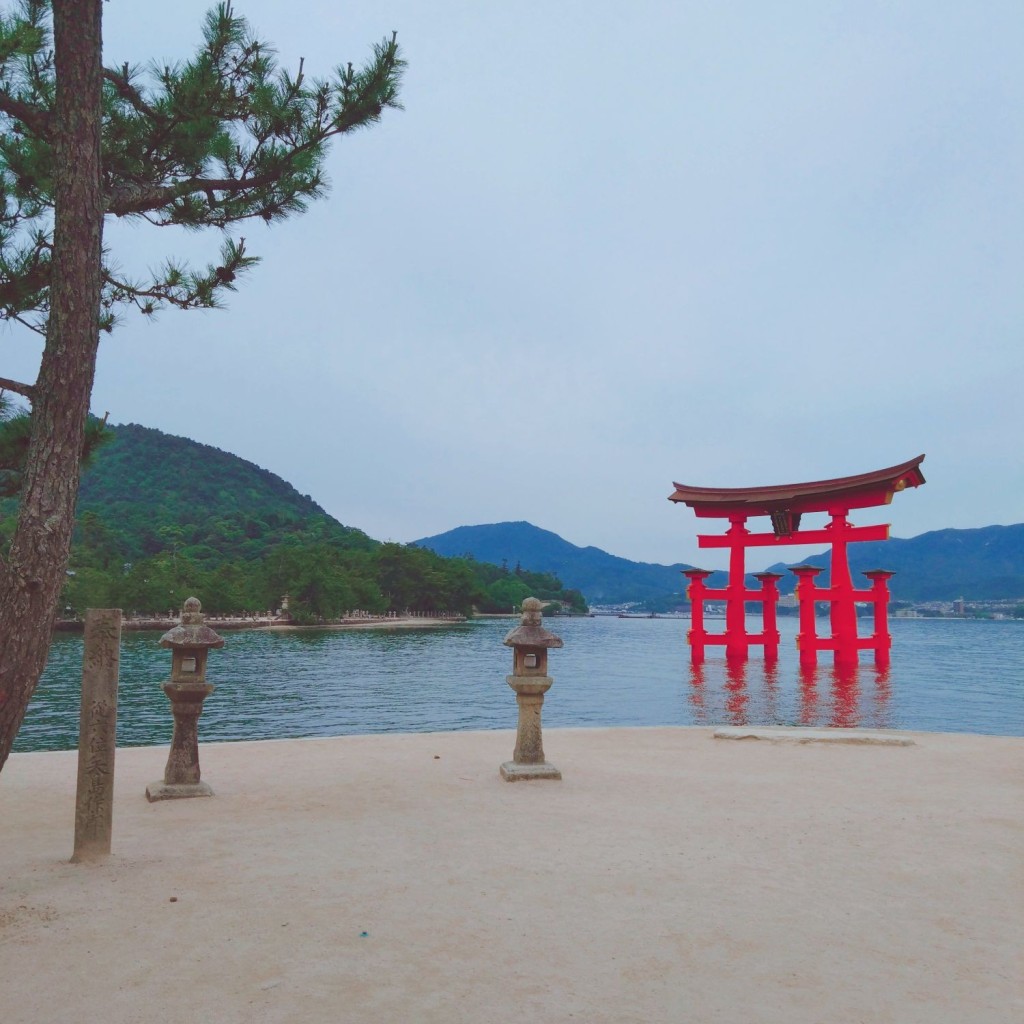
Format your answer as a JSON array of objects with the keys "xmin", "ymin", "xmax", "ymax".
[
  {"xmin": 145, "ymin": 677, "xmax": 216, "ymax": 802},
  {"xmin": 499, "ymin": 761, "xmax": 562, "ymax": 782},
  {"xmin": 500, "ymin": 674, "xmax": 561, "ymax": 781},
  {"xmin": 145, "ymin": 780, "xmax": 214, "ymax": 802}
]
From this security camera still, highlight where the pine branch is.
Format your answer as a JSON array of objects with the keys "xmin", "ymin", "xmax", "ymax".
[
  {"xmin": 0, "ymin": 86, "xmax": 51, "ymax": 137},
  {"xmin": 106, "ymin": 156, "xmax": 322, "ymax": 217},
  {"xmin": 0, "ymin": 253, "xmax": 50, "ymax": 314},
  {"xmin": 102, "ymin": 64, "xmax": 158, "ymax": 119},
  {"xmin": 0, "ymin": 375, "xmax": 34, "ymax": 398},
  {"xmin": 101, "ymin": 236, "xmax": 259, "ymax": 314},
  {"xmin": 8, "ymin": 310, "xmax": 46, "ymax": 334}
]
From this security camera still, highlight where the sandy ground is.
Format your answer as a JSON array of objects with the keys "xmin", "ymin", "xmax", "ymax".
[{"xmin": 1, "ymin": 727, "xmax": 1021, "ymax": 1024}]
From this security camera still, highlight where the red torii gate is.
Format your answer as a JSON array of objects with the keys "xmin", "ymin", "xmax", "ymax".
[{"xmin": 668, "ymin": 456, "xmax": 926, "ymax": 667}]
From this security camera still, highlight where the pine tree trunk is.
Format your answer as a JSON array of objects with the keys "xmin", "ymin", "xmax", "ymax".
[{"xmin": 0, "ymin": 1, "xmax": 104, "ymax": 772}]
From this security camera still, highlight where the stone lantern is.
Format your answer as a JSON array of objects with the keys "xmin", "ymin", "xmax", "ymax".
[
  {"xmin": 146, "ymin": 597, "xmax": 224, "ymax": 802},
  {"xmin": 500, "ymin": 597, "xmax": 563, "ymax": 781}
]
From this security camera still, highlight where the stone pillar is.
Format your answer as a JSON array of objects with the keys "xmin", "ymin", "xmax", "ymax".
[
  {"xmin": 151, "ymin": 680, "xmax": 215, "ymax": 795},
  {"xmin": 513, "ymin": 686, "xmax": 546, "ymax": 762},
  {"xmin": 71, "ymin": 609, "xmax": 122, "ymax": 863}
]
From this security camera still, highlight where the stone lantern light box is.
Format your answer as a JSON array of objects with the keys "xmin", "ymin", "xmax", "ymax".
[
  {"xmin": 162, "ymin": 598, "xmax": 224, "ymax": 683},
  {"xmin": 504, "ymin": 598, "xmax": 562, "ymax": 677}
]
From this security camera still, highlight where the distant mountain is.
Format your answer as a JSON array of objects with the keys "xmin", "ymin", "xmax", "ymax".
[
  {"xmin": 413, "ymin": 521, "xmax": 726, "ymax": 606},
  {"xmin": 764, "ymin": 524, "xmax": 1024, "ymax": 601},
  {"xmin": 414, "ymin": 521, "xmax": 1024, "ymax": 605}
]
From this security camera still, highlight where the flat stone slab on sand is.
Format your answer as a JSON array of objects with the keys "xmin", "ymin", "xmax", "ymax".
[
  {"xmin": 1, "ymin": 727, "xmax": 1021, "ymax": 1024},
  {"xmin": 714, "ymin": 726, "xmax": 917, "ymax": 745}
]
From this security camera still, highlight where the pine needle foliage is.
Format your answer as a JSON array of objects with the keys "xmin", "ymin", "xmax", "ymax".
[{"xmin": 0, "ymin": 0, "xmax": 404, "ymax": 334}]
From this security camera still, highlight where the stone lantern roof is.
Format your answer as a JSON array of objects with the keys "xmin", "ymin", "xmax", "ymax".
[
  {"xmin": 159, "ymin": 597, "xmax": 225, "ymax": 650},
  {"xmin": 503, "ymin": 597, "xmax": 563, "ymax": 649}
]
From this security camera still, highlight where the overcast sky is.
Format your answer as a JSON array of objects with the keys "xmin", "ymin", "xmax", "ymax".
[{"xmin": 5, "ymin": 1, "xmax": 1022, "ymax": 568}]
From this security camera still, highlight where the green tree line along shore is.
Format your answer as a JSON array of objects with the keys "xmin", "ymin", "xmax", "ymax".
[{"xmin": 0, "ymin": 421, "xmax": 587, "ymax": 624}]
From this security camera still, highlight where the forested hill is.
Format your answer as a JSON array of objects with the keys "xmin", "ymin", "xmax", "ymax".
[
  {"xmin": 75, "ymin": 422, "xmax": 373, "ymax": 562},
  {"xmin": 0, "ymin": 422, "xmax": 586, "ymax": 620}
]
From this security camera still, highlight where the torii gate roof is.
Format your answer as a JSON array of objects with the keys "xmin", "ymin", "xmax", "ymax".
[{"xmin": 669, "ymin": 455, "xmax": 926, "ymax": 518}]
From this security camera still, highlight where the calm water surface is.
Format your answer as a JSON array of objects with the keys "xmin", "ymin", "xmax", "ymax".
[{"xmin": 13, "ymin": 615, "xmax": 1024, "ymax": 752}]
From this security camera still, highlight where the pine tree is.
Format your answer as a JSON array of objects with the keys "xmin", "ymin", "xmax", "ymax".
[{"xmin": 0, "ymin": 0, "xmax": 404, "ymax": 771}]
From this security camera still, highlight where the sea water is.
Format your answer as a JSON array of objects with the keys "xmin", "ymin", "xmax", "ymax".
[{"xmin": 12, "ymin": 614, "xmax": 1023, "ymax": 752}]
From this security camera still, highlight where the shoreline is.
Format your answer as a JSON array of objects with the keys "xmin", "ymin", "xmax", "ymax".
[
  {"xmin": 54, "ymin": 613, "xmax": 468, "ymax": 633},
  {"xmin": 264, "ymin": 615, "xmax": 465, "ymax": 632},
  {"xmin": 52, "ymin": 611, "xmax": 595, "ymax": 633}
]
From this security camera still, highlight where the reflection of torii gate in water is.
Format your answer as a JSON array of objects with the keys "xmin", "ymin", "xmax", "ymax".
[{"xmin": 669, "ymin": 456, "xmax": 926, "ymax": 667}]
